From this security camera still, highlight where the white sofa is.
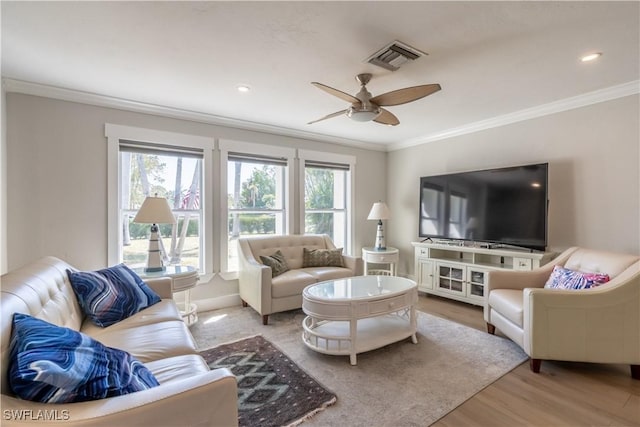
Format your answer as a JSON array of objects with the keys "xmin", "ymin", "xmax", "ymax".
[
  {"xmin": 238, "ymin": 234, "xmax": 363, "ymax": 324},
  {"xmin": 1, "ymin": 256, "xmax": 238, "ymax": 426},
  {"xmin": 484, "ymin": 247, "xmax": 640, "ymax": 378}
]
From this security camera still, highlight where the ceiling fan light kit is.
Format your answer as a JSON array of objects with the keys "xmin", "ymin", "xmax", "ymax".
[{"xmin": 308, "ymin": 72, "xmax": 441, "ymax": 127}]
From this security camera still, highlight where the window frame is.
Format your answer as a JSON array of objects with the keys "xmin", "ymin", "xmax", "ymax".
[
  {"xmin": 105, "ymin": 124, "xmax": 215, "ymax": 274},
  {"xmin": 298, "ymin": 149, "xmax": 355, "ymax": 253},
  {"xmin": 219, "ymin": 139, "xmax": 295, "ymax": 274}
]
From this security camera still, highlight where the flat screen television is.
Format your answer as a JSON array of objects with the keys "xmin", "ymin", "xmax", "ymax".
[{"xmin": 419, "ymin": 163, "xmax": 548, "ymax": 251}]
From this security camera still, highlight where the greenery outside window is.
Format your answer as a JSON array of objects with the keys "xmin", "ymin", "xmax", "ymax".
[
  {"xmin": 299, "ymin": 150, "xmax": 355, "ymax": 252},
  {"xmin": 220, "ymin": 140, "xmax": 295, "ymax": 273},
  {"xmin": 106, "ymin": 124, "xmax": 214, "ymax": 274},
  {"xmin": 120, "ymin": 143, "xmax": 203, "ymax": 270}
]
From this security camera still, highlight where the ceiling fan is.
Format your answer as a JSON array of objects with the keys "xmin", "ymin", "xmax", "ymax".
[{"xmin": 308, "ymin": 73, "xmax": 441, "ymax": 126}]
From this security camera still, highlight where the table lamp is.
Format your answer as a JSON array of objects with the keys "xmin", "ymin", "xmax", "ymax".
[
  {"xmin": 367, "ymin": 201, "xmax": 391, "ymax": 250},
  {"xmin": 133, "ymin": 194, "xmax": 176, "ymax": 272}
]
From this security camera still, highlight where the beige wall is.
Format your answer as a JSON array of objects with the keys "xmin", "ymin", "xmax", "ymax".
[
  {"xmin": 5, "ymin": 93, "xmax": 386, "ymax": 305},
  {"xmin": 387, "ymin": 95, "xmax": 640, "ymax": 277}
]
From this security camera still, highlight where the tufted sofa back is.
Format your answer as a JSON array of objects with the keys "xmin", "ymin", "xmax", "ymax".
[
  {"xmin": 1, "ymin": 257, "xmax": 84, "ymax": 396},
  {"xmin": 244, "ymin": 234, "xmax": 337, "ymax": 269}
]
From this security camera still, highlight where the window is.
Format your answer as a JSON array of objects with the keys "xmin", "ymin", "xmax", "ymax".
[
  {"xmin": 106, "ymin": 124, "xmax": 214, "ymax": 273},
  {"xmin": 220, "ymin": 141, "xmax": 295, "ymax": 273},
  {"xmin": 299, "ymin": 150, "xmax": 355, "ymax": 251},
  {"xmin": 120, "ymin": 143, "xmax": 203, "ymax": 270}
]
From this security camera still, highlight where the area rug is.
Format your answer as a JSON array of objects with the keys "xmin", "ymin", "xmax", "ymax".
[
  {"xmin": 199, "ymin": 335, "xmax": 336, "ymax": 427},
  {"xmin": 192, "ymin": 308, "xmax": 528, "ymax": 426}
]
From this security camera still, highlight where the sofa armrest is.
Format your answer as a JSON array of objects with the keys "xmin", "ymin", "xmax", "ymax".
[
  {"xmin": 237, "ymin": 239, "xmax": 273, "ymax": 315},
  {"xmin": 144, "ymin": 277, "xmax": 173, "ymax": 299},
  {"xmin": 1, "ymin": 368, "xmax": 238, "ymax": 427},
  {"xmin": 342, "ymin": 255, "xmax": 363, "ymax": 276}
]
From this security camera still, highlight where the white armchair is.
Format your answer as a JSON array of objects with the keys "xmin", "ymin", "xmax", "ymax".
[{"xmin": 484, "ymin": 247, "xmax": 640, "ymax": 378}]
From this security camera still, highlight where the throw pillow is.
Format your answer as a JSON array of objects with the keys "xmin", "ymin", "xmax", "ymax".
[
  {"xmin": 302, "ymin": 247, "xmax": 345, "ymax": 268},
  {"xmin": 67, "ymin": 264, "xmax": 161, "ymax": 327},
  {"xmin": 544, "ymin": 265, "xmax": 611, "ymax": 290},
  {"xmin": 8, "ymin": 313, "xmax": 159, "ymax": 404},
  {"xmin": 259, "ymin": 250, "xmax": 290, "ymax": 278}
]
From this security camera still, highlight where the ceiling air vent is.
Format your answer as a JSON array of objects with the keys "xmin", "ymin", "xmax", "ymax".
[{"xmin": 366, "ymin": 41, "xmax": 427, "ymax": 71}]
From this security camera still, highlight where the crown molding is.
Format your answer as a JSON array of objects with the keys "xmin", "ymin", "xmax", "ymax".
[
  {"xmin": 4, "ymin": 78, "xmax": 637, "ymax": 153},
  {"xmin": 388, "ymin": 80, "xmax": 640, "ymax": 151},
  {"xmin": 1, "ymin": 78, "xmax": 387, "ymax": 152}
]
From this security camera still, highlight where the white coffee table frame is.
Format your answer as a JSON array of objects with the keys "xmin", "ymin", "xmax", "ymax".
[{"xmin": 302, "ymin": 275, "xmax": 418, "ymax": 365}]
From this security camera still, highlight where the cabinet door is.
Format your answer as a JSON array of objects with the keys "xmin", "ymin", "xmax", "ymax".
[
  {"xmin": 466, "ymin": 267, "xmax": 489, "ymax": 302},
  {"xmin": 436, "ymin": 262, "xmax": 465, "ymax": 295},
  {"xmin": 416, "ymin": 259, "xmax": 434, "ymax": 291}
]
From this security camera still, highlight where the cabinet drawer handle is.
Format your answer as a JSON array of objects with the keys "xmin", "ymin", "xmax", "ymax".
[{"xmin": 389, "ymin": 302, "xmax": 395, "ymax": 308}]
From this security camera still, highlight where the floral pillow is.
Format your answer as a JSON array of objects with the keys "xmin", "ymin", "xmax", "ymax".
[
  {"xmin": 302, "ymin": 247, "xmax": 345, "ymax": 268},
  {"xmin": 9, "ymin": 313, "xmax": 159, "ymax": 403},
  {"xmin": 544, "ymin": 265, "xmax": 610, "ymax": 290},
  {"xmin": 260, "ymin": 250, "xmax": 290, "ymax": 278},
  {"xmin": 67, "ymin": 264, "xmax": 161, "ymax": 327}
]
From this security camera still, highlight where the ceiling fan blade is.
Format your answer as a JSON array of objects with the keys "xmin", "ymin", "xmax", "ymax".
[
  {"xmin": 311, "ymin": 82, "xmax": 360, "ymax": 104},
  {"xmin": 373, "ymin": 108, "xmax": 400, "ymax": 126},
  {"xmin": 371, "ymin": 84, "xmax": 441, "ymax": 107},
  {"xmin": 307, "ymin": 109, "xmax": 348, "ymax": 125}
]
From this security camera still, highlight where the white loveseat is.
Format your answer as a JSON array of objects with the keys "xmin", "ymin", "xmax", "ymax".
[
  {"xmin": 238, "ymin": 234, "xmax": 363, "ymax": 324},
  {"xmin": 1, "ymin": 256, "xmax": 238, "ymax": 426},
  {"xmin": 484, "ymin": 247, "xmax": 640, "ymax": 378}
]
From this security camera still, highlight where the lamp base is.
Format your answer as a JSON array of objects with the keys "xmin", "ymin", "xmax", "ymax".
[
  {"xmin": 145, "ymin": 225, "xmax": 166, "ymax": 273},
  {"xmin": 374, "ymin": 220, "xmax": 386, "ymax": 250}
]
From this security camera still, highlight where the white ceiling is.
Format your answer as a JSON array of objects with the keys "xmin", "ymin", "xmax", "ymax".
[{"xmin": 2, "ymin": 1, "xmax": 639, "ymax": 151}]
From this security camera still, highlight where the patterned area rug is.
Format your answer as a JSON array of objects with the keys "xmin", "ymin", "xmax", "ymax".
[{"xmin": 199, "ymin": 335, "xmax": 337, "ymax": 427}]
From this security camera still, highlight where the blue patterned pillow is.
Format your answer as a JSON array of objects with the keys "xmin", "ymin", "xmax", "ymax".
[
  {"xmin": 67, "ymin": 264, "xmax": 161, "ymax": 327},
  {"xmin": 9, "ymin": 313, "xmax": 159, "ymax": 403}
]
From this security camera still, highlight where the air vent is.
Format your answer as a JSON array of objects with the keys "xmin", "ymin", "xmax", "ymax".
[{"xmin": 366, "ymin": 41, "xmax": 427, "ymax": 71}]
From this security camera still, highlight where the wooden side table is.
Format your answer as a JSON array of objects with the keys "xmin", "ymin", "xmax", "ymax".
[
  {"xmin": 362, "ymin": 247, "xmax": 399, "ymax": 276},
  {"xmin": 133, "ymin": 265, "xmax": 199, "ymax": 326}
]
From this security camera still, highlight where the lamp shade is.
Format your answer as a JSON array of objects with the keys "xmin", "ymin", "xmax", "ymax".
[
  {"xmin": 133, "ymin": 196, "xmax": 176, "ymax": 224},
  {"xmin": 367, "ymin": 202, "xmax": 391, "ymax": 221}
]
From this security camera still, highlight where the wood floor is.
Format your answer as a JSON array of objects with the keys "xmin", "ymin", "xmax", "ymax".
[{"xmin": 418, "ymin": 294, "xmax": 640, "ymax": 427}]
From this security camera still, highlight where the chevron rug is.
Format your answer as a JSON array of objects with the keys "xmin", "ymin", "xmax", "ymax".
[{"xmin": 199, "ymin": 335, "xmax": 336, "ymax": 427}]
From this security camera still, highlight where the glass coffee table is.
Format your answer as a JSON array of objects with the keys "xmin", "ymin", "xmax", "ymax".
[{"xmin": 302, "ymin": 275, "xmax": 418, "ymax": 365}]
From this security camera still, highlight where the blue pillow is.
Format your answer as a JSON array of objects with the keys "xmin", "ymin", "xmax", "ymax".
[
  {"xmin": 67, "ymin": 264, "xmax": 161, "ymax": 327},
  {"xmin": 9, "ymin": 313, "xmax": 159, "ymax": 403}
]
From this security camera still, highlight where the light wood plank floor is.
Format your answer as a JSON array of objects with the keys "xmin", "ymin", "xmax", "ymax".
[{"xmin": 418, "ymin": 294, "xmax": 640, "ymax": 427}]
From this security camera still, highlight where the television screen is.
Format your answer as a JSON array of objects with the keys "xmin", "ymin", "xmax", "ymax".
[{"xmin": 419, "ymin": 163, "xmax": 548, "ymax": 251}]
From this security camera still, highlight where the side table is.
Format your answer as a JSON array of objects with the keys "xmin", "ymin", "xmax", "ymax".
[
  {"xmin": 362, "ymin": 247, "xmax": 399, "ymax": 276},
  {"xmin": 133, "ymin": 265, "xmax": 199, "ymax": 326}
]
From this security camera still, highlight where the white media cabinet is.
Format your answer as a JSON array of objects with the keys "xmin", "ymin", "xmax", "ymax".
[{"xmin": 412, "ymin": 241, "xmax": 556, "ymax": 306}]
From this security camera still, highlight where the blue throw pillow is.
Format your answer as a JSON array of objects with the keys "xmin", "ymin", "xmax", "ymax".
[
  {"xmin": 9, "ymin": 313, "xmax": 160, "ymax": 403},
  {"xmin": 68, "ymin": 264, "xmax": 161, "ymax": 327}
]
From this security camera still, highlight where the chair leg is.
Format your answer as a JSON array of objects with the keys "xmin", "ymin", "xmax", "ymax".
[
  {"xmin": 486, "ymin": 323, "xmax": 496, "ymax": 335},
  {"xmin": 262, "ymin": 315, "xmax": 269, "ymax": 325},
  {"xmin": 530, "ymin": 358, "xmax": 542, "ymax": 373},
  {"xmin": 631, "ymin": 365, "xmax": 640, "ymax": 380},
  {"xmin": 241, "ymin": 300, "xmax": 248, "ymax": 307}
]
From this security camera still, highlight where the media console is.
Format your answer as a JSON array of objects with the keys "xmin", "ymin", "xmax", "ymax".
[{"xmin": 412, "ymin": 241, "xmax": 557, "ymax": 306}]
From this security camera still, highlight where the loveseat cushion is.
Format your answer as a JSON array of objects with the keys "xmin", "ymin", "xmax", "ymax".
[
  {"xmin": 302, "ymin": 266, "xmax": 354, "ymax": 282},
  {"xmin": 271, "ymin": 270, "xmax": 317, "ymax": 298},
  {"xmin": 145, "ymin": 354, "xmax": 210, "ymax": 384},
  {"xmin": 68, "ymin": 264, "xmax": 161, "ymax": 327},
  {"xmin": 9, "ymin": 313, "xmax": 159, "ymax": 403}
]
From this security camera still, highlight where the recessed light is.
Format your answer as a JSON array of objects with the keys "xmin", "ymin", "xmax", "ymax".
[
  {"xmin": 237, "ymin": 84, "xmax": 251, "ymax": 93},
  {"xmin": 580, "ymin": 52, "xmax": 602, "ymax": 62}
]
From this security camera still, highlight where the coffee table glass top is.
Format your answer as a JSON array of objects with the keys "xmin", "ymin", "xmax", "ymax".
[{"xmin": 304, "ymin": 275, "xmax": 416, "ymax": 300}]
